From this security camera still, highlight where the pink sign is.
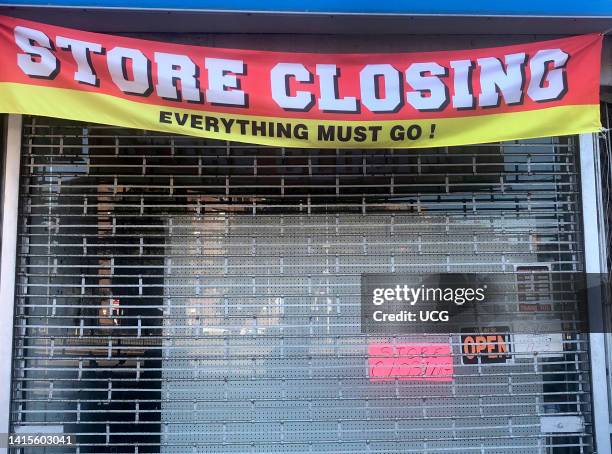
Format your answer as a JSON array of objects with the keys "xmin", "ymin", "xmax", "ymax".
[{"xmin": 368, "ymin": 343, "xmax": 454, "ymax": 382}]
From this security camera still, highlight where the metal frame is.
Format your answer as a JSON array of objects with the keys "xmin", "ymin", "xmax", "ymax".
[
  {"xmin": 0, "ymin": 114, "xmax": 22, "ymax": 453},
  {"xmin": 598, "ymin": 103, "xmax": 612, "ymax": 423},
  {"xmin": 579, "ymin": 132, "xmax": 612, "ymax": 454}
]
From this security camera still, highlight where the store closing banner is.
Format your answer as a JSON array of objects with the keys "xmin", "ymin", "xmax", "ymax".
[{"xmin": 0, "ymin": 15, "xmax": 603, "ymax": 148}]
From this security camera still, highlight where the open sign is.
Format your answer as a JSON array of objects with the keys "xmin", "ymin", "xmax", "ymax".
[{"xmin": 461, "ymin": 327, "xmax": 511, "ymax": 364}]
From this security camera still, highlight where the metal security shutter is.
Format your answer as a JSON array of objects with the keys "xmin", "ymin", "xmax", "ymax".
[{"xmin": 11, "ymin": 116, "xmax": 592, "ymax": 453}]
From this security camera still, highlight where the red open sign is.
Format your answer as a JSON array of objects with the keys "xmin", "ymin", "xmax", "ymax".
[{"xmin": 368, "ymin": 343, "xmax": 453, "ymax": 382}]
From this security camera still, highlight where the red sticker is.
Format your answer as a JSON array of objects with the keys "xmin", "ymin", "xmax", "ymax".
[{"xmin": 368, "ymin": 342, "xmax": 453, "ymax": 382}]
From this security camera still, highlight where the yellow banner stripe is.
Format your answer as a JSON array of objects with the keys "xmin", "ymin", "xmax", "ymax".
[{"xmin": 0, "ymin": 83, "xmax": 601, "ymax": 148}]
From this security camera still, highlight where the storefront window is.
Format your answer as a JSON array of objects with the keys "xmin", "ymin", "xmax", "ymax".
[{"xmin": 11, "ymin": 116, "xmax": 590, "ymax": 453}]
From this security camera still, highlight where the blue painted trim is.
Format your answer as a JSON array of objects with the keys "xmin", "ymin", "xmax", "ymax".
[{"xmin": 1, "ymin": 0, "xmax": 612, "ymax": 16}]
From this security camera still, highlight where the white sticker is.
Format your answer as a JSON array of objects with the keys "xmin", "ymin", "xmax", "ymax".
[
  {"xmin": 540, "ymin": 416, "xmax": 584, "ymax": 433},
  {"xmin": 513, "ymin": 333, "xmax": 563, "ymax": 356}
]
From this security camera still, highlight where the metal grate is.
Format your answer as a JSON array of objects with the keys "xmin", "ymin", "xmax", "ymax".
[{"xmin": 10, "ymin": 116, "xmax": 592, "ymax": 453}]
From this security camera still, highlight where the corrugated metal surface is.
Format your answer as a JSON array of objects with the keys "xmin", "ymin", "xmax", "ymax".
[{"xmin": 10, "ymin": 116, "xmax": 592, "ymax": 453}]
